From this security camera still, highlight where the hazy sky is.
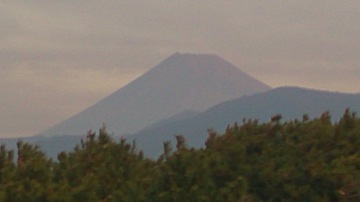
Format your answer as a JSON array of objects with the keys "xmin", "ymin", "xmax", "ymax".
[{"xmin": 1, "ymin": 1, "xmax": 360, "ymax": 137}]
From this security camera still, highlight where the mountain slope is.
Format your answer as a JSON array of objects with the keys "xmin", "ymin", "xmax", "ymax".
[
  {"xmin": 131, "ymin": 86, "xmax": 360, "ymax": 157},
  {"xmin": 38, "ymin": 53, "xmax": 271, "ymax": 137},
  {"xmin": 3, "ymin": 86, "xmax": 360, "ymax": 159}
]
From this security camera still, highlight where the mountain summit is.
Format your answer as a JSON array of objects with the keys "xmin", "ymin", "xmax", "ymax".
[{"xmin": 38, "ymin": 53, "xmax": 271, "ymax": 137}]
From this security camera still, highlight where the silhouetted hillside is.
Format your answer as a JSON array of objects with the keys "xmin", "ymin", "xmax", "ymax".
[{"xmin": 132, "ymin": 86, "xmax": 360, "ymax": 157}]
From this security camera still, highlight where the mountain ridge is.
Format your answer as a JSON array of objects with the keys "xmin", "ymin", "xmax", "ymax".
[
  {"xmin": 131, "ymin": 86, "xmax": 360, "ymax": 157},
  {"xmin": 2, "ymin": 86, "xmax": 360, "ymax": 159}
]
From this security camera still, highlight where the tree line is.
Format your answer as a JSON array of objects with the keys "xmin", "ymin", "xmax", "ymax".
[{"xmin": 1, "ymin": 110, "xmax": 360, "ymax": 201}]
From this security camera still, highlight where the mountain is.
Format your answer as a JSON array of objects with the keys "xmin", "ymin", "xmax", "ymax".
[
  {"xmin": 131, "ymin": 86, "xmax": 360, "ymax": 158},
  {"xmin": 3, "ymin": 86, "xmax": 360, "ymax": 159},
  {"xmin": 38, "ymin": 53, "xmax": 271, "ymax": 137}
]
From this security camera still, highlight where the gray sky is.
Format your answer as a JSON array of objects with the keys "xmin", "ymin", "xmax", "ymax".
[{"xmin": 1, "ymin": 1, "xmax": 360, "ymax": 137}]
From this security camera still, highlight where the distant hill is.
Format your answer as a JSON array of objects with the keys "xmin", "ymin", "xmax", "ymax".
[
  {"xmin": 131, "ymin": 86, "xmax": 360, "ymax": 158},
  {"xmin": 2, "ymin": 86, "xmax": 360, "ymax": 159},
  {"xmin": 37, "ymin": 52, "xmax": 271, "ymax": 137}
]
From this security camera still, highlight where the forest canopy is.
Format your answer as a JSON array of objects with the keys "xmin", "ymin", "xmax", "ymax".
[{"xmin": 1, "ymin": 110, "xmax": 360, "ymax": 201}]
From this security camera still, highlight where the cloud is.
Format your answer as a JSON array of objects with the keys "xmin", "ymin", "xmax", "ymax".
[
  {"xmin": 1, "ymin": 0, "xmax": 360, "ymax": 137},
  {"xmin": 0, "ymin": 65, "xmax": 140, "ymax": 137}
]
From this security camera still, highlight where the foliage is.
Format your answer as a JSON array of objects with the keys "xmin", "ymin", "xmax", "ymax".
[{"xmin": 1, "ymin": 110, "xmax": 360, "ymax": 201}]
